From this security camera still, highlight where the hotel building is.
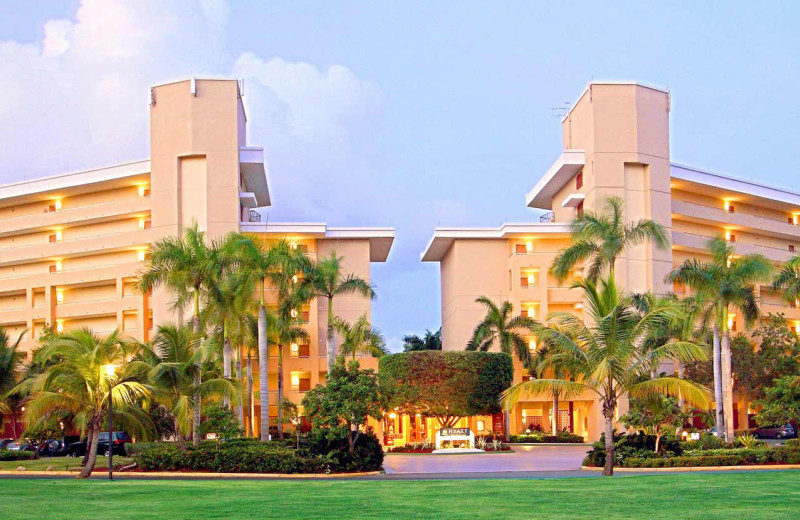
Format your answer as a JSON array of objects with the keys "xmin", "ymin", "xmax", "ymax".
[
  {"xmin": 419, "ymin": 81, "xmax": 800, "ymax": 442},
  {"xmin": 0, "ymin": 78, "xmax": 393, "ymax": 439}
]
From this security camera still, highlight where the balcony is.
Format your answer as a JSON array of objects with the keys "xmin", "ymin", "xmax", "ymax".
[
  {"xmin": 0, "ymin": 229, "xmax": 151, "ymax": 266},
  {"xmin": 672, "ymin": 200, "xmax": 800, "ymax": 241},
  {"xmin": 0, "ymin": 262, "xmax": 143, "ymax": 293},
  {"xmin": 672, "ymin": 231, "xmax": 794, "ymax": 263},
  {"xmin": 539, "ymin": 212, "xmax": 555, "ymax": 223},
  {"xmin": 0, "ymin": 197, "xmax": 150, "ymax": 238}
]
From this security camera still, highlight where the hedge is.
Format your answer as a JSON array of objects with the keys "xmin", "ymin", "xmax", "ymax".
[
  {"xmin": 509, "ymin": 433, "xmax": 585, "ymax": 443},
  {"xmin": 624, "ymin": 447, "xmax": 800, "ymax": 468},
  {"xmin": 0, "ymin": 450, "xmax": 32, "ymax": 462},
  {"xmin": 134, "ymin": 435, "xmax": 383, "ymax": 474}
]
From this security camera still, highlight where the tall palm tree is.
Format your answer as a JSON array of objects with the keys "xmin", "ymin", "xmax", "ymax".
[
  {"xmin": 333, "ymin": 314, "xmax": 388, "ymax": 360},
  {"xmin": 0, "ymin": 329, "xmax": 26, "ymax": 438},
  {"xmin": 137, "ymin": 324, "xmax": 238, "ymax": 450},
  {"xmin": 232, "ymin": 236, "xmax": 311, "ymax": 440},
  {"xmin": 305, "ymin": 252, "xmax": 375, "ymax": 373},
  {"xmin": 503, "ymin": 276, "xmax": 710, "ymax": 476},
  {"xmin": 268, "ymin": 310, "xmax": 310, "ymax": 437},
  {"xmin": 528, "ymin": 341, "xmax": 570, "ymax": 435},
  {"xmin": 466, "ymin": 296, "xmax": 537, "ymax": 366},
  {"xmin": 18, "ymin": 329, "xmax": 152, "ymax": 478},
  {"xmin": 550, "ymin": 196, "xmax": 669, "ymax": 282},
  {"xmin": 136, "ymin": 222, "xmax": 227, "ymax": 445},
  {"xmin": 667, "ymin": 236, "xmax": 772, "ymax": 440}
]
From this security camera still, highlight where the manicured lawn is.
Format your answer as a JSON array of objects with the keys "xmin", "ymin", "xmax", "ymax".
[
  {"xmin": 0, "ymin": 457, "xmax": 134, "ymax": 471},
  {"xmin": 1, "ymin": 471, "xmax": 799, "ymax": 519}
]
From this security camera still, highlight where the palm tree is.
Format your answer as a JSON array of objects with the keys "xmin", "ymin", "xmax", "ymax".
[
  {"xmin": 503, "ymin": 276, "xmax": 710, "ymax": 476},
  {"xmin": 232, "ymin": 236, "xmax": 311, "ymax": 440},
  {"xmin": 138, "ymin": 324, "xmax": 238, "ymax": 450},
  {"xmin": 528, "ymin": 341, "xmax": 570, "ymax": 435},
  {"xmin": 772, "ymin": 255, "xmax": 800, "ymax": 308},
  {"xmin": 305, "ymin": 252, "xmax": 375, "ymax": 373},
  {"xmin": 667, "ymin": 236, "xmax": 772, "ymax": 440},
  {"xmin": 268, "ymin": 310, "xmax": 310, "ymax": 437},
  {"xmin": 136, "ymin": 222, "xmax": 227, "ymax": 445},
  {"xmin": 18, "ymin": 329, "xmax": 152, "ymax": 478},
  {"xmin": 333, "ymin": 314, "xmax": 388, "ymax": 360},
  {"xmin": 550, "ymin": 196, "xmax": 669, "ymax": 282},
  {"xmin": 402, "ymin": 328, "xmax": 442, "ymax": 351},
  {"xmin": 0, "ymin": 329, "xmax": 26, "ymax": 438},
  {"xmin": 466, "ymin": 296, "xmax": 537, "ymax": 366}
]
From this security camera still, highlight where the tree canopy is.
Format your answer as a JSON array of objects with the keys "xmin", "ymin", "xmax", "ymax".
[{"xmin": 379, "ymin": 351, "xmax": 513, "ymax": 428}]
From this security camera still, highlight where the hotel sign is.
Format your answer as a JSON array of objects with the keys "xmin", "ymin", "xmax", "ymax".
[{"xmin": 439, "ymin": 428, "xmax": 471, "ymax": 437}]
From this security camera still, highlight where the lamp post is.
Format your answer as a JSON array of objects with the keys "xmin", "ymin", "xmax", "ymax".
[{"xmin": 102, "ymin": 364, "xmax": 118, "ymax": 481}]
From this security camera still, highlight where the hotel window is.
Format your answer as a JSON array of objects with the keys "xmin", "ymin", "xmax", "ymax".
[
  {"xmin": 291, "ymin": 374, "xmax": 312, "ymax": 392},
  {"xmin": 791, "ymin": 245, "xmax": 796, "ymax": 252},
  {"xmin": 290, "ymin": 343, "xmax": 310, "ymax": 358},
  {"xmin": 577, "ymin": 201, "xmax": 584, "ymax": 218},
  {"xmin": 726, "ymin": 232, "xmax": 736, "ymax": 243},
  {"xmin": 576, "ymin": 171, "xmax": 583, "ymax": 190},
  {"xmin": 49, "ymin": 234, "xmax": 58, "ymax": 243},
  {"xmin": 138, "ymin": 186, "xmax": 151, "ymax": 197},
  {"xmin": 520, "ymin": 303, "xmax": 537, "ymax": 319},
  {"xmin": 726, "ymin": 203, "xmax": 735, "ymax": 213},
  {"xmin": 520, "ymin": 268, "xmax": 539, "ymax": 287},
  {"xmin": 672, "ymin": 280, "xmax": 686, "ymax": 294}
]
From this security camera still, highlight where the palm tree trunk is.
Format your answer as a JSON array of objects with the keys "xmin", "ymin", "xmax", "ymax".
[
  {"xmin": 677, "ymin": 361, "xmax": 685, "ymax": 436},
  {"xmin": 257, "ymin": 303, "xmax": 270, "ymax": 441},
  {"xmin": 175, "ymin": 417, "xmax": 186, "ymax": 451},
  {"xmin": 712, "ymin": 326, "xmax": 724, "ymax": 438},
  {"xmin": 78, "ymin": 425, "xmax": 100, "ymax": 479},
  {"xmin": 81, "ymin": 428, "xmax": 94, "ymax": 467},
  {"xmin": 192, "ymin": 313, "xmax": 202, "ymax": 447},
  {"xmin": 236, "ymin": 346, "xmax": 244, "ymax": 429},
  {"xmin": 223, "ymin": 328, "xmax": 231, "ymax": 408},
  {"xmin": 326, "ymin": 297, "xmax": 335, "ymax": 374},
  {"xmin": 277, "ymin": 345, "xmax": 284, "ymax": 438},
  {"xmin": 602, "ymin": 410, "xmax": 615, "ymax": 477},
  {"xmin": 247, "ymin": 351, "xmax": 253, "ymax": 437},
  {"xmin": 552, "ymin": 391, "xmax": 559, "ymax": 435},
  {"xmin": 721, "ymin": 331, "xmax": 735, "ymax": 441}
]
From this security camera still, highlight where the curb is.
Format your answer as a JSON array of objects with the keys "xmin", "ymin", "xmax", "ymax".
[
  {"xmin": 580, "ymin": 464, "xmax": 800, "ymax": 472},
  {"xmin": 0, "ymin": 470, "xmax": 385, "ymax": 479},
  {"xmin": 508, "ymin": 443, "xmax": 591, "ymax": 447}
]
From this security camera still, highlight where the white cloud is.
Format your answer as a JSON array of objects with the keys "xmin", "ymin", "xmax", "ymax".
[{"xmin": 0, "ymin": 0, "xmax": 379, "ymax": 187}]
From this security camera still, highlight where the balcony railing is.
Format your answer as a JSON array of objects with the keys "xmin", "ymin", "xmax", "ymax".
[
  {"xmin": 540, "ymin": 212, "xmax": 555, "ymax": 223},
  {"xmin": 248, "ymin": 210, "xmax": 261, "ymax": 223}
]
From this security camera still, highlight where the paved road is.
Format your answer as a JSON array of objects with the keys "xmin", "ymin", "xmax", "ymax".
[{"xmin": 383, "ymin": 445, "xmax": 590, "ymax": 475}]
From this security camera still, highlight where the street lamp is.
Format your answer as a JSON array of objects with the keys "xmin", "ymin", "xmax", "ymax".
[{"xmin": 102, "ymin": 364, "xmax": 118, "ymax": 481}]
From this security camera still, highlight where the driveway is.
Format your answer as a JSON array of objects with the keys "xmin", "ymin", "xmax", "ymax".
[{"xmin": 383, "ymin": 445, "xmax": 589, "ymax": 475}]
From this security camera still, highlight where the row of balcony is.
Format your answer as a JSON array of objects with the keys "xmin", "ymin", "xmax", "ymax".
[{"xmin": 671, "ymin": 199, "xmax": 800, "ymax": 242}]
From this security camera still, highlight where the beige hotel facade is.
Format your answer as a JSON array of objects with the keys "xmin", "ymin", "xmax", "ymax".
[
  {"xmin": 421, "ymin": 81, "xmax": 800, "ymax": 442},
  {"xmin": 0, "ymin": 78, "xmax": 393, "ymax": 439}
]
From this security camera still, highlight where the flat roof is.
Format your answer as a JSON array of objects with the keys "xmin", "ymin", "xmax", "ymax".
[
  {"xmin": 0, "ymin": 160, "xmax": 151, "ymax": 202},
  {"xmin": 525, "ymin": 150, "xmax": 585, "ymax": 210},
  {"xmin": 561, "ymin": 80, "xmax": 670, "ymax": 123},
  {"xmin": 670, "ymin": 163, "xmax": 800, "ymax": 207},
  {"xmin": 239, "ymin": 222, "xmax": 395, "ymax": 262},
  {"xmin": 421, "ymin": 223, "xmax": 571, "ymax": 261}
]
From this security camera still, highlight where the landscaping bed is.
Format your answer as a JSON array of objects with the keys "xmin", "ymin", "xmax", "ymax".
[{"xmin": 509, "ymin": 432, "xmax": 585, "ymax": 444}]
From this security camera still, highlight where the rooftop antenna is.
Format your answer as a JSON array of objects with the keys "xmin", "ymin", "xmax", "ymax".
[{"xmin": 550, "ymin": 102, "xmax": 571, "ymax": 119}]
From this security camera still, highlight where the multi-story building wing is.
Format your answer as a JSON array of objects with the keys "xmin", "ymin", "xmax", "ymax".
[
  {"xmin": 0, "ymin": 78, "xmax": 393, "ymax": 439},
  {"xmin": 422, "ymin": 81, "xmax": 800, "ymax": 442}
]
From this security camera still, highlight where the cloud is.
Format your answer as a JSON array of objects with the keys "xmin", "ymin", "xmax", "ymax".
[
  {"xmin": 0, "ymin": 0, "xmax": 379, "ymax": 188},
  {"xmin": 386, "ymin": 337, "xmax": 405, "ymax": 353}
]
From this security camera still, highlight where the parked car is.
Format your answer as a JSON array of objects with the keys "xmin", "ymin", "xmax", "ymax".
[
  {"xmin": 0, "ymin": 438, "xmax": 14, "ymax": 449},
  {"xmin": 68, "ymin": 431, "xmax": 131, "ymax": 457},
  {"xmin": 5, "ymin": 439, "xmax": 36, "ymax": 452},
  {"xmin": 752, "ymin": 424, "xmax": 797, "ymax": 439},
  {"xmin": 40, "ymin": 436, "xmax": 82, "ymax": 457}
]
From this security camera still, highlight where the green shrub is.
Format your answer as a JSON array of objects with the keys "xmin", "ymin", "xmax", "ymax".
[
  {"xmin": 784, "ymin": 438, "xmax": 800, "ymax": 448},
  {"xmin": 680, "ymin": 433, "xmax": 729, "ymax": 451},
  {"xmin": 509, "ymin": 432, "xmax": 584, "ymax": 443},
  {"xmin": 126, "ymin": 442, "xmax": 175, "ymax": 457},
  {"xmin": 133, "ymin": 435, "xmax": 383, "ymax": 474},
  {"xmin": 734, "ymin": 434, "xmax": 768, "ymax": 449},
  {"xmin": 624, "ymin": 447, "xmax": 800, "ymax": 467},
  {"xmin": 0, "ymin": 450, "xmax": 32, "ymax": 461},
  {"xmin": 582, "ymin": 432, "xmax": 681, "ymax": 467},
  {"xmin": 306, "ymin": 430, "xmax": 384, "ymax": 472}
]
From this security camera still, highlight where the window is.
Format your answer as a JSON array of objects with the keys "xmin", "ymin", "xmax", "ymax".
[
  {"xmin": 576, "ymin": 171, "xmax": 583, "ymax": 190},
  {"xmin": 726, "ymin": 204, "xmax": 735, "ymax": 213},
  {"xmin": 672, "ymin": 280, "xmax": 686, "ymax": 294},
  {"xmin": 791, "ymin": 245, "xmax": 796, "ymax": 252},
  {"xmin": 144, "ymin": 220, "xmax": 151, "ymax": 230},
  {"xmin": 49, "ymin": 234, "xmax": 58, "ymax": 243},
  {"xmin": 790, "ymin": 217, "xmax": 794, "ymax": 225},
  {"xmin": 290, "ymin": 343, "xmax": 310, "ymax": 358},
  {"xmin": 515, "ymin": 244, "xmax": 527, "ymax": 254},
  {"xmin": 577, "ymin": 201, "xmax": 584, "ymax": 217},
  {"xmin": 726, "ymin": 232, "xmax": 736, "ymax": 243}
]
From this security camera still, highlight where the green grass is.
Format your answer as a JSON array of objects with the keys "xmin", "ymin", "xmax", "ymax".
[
  {"xmin": 1, "ymin": 471, "xmax": 799, "ymax": 519},
  {"xmin": 0, "ymin": 457, "xmax": 134, "ymax": 471}
]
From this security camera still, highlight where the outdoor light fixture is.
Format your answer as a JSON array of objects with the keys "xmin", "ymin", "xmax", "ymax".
[
  {"xmin": 527, "ymin": 274, "xmax": 535, "ymax": 285},
  {"xmin": 291, "ymin": 343, "xmax": 298, "ymax": 353},
  {"xmin": 574, "ymin": 303, "xmax": 584, "ymax": 310},
  {"xmin": 528, "ymin": 339, "xmax": 536, "ymax": 351},
  {"xmin": 138, "ymin": 218, "xmax": 146, "ymax": 229},
  {"xmin": 56, "ymin": 320, "xmax": 64, "ymax": 333},
  {"xmin": 55, "ymin": 230, "xmax": 62, "ymax": 241},
  {"xmin": 290, "ymin": 309, "xmax": 298, "ymax": 318},
  {"xmin": 725, "ymin": 230, "xmax": 731, "ymax": 241},
  {"xmin": 55, "ymin": 261, "xmax": 62, "ymax": 272},
  {"xmin": 292, "ymin": 274, "xmax": 298, "ymax": 284},
  {"xmin": 525, "ymin": 241, "xmax": 533, "ymax": 252},
  {"xmin": 795, "ymin": 321, "xmax": 800, "ymax": 334},
  {"xmin": 54, "ymin": 200, "xmax": 62, "ymax": 210},
  {"xmin": 291, "ymin": 375, "xmax": 300, "ymax": 387},
  {"xmin": 290, "ymin": 242, "xmax": 297, "ymax": 250},
  {"xmin": 138, "ymin": 250, "xmax": 146, "ymax": 261},
  {"xmin": 56, "ymin": 291, "xmax": 63, "ymax": 304}
]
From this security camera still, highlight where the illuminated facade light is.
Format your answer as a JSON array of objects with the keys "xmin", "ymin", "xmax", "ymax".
[
  {"xmin": 795, "ymin": 321, "xmax": 800, "ymax": 334},
  {"xmin": 55, "ymin": 261, "xmax": 62, "ymax": 273},
  {"xmin": 291, "ymin": 343, "xmax": 299, "ymax": 353},
  {"xmin": 56, "ymin": 320, "xmax": 64, "ymax": 333},
  {"xmin": 292, "ymin": 274, "xmax": 298, "ymax": 284},
  {"xmin": 290, "ymin": 309, "xmax": 298, "ymax": 318},
  {"xmin": 138, "ymin": 250, "xmax": 146, "ymax": 261},
  {"xmin": 291, "ymin": 375, "xmax": 300, "ymax": 387},
  {"xmin": 54, "ymin": 200, "xmax": 62, "ymax": 210},
  {"xmin": 525, "ymin": 241, "xmax": 533, "ymax": 253},
  {"xmin": 55, "ymin": 230, "xmax": 62, "ymax": 241},
  {"xmin": 528, "ymin": 339, "xmax": 537, "ymax": 352},
  {"xmin": 138, "ymin": 218, "xmax": 146, "ymax": 229},
  {"xmin": 725, "ymin": 230, "xmax": 731, "ymax": 241},
  {"xmin": 56, "ymin": 291, "xmax": 64, "ymax": 304},
  {"xmin": 527, "ymin": 274, "xmax": 535, "ymax": 285},
  {"xmin": 290, "ymin": 242, "xmax": 298, "ymax": 250}
]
